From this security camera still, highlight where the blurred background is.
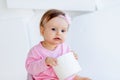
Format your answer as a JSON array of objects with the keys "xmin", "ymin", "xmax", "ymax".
[{"xmin": 0, "ymin": 0, "xmax": 120, "ymax": 80}]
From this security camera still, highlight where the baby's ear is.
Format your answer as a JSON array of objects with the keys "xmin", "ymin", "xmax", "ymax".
[{"xmin": 40, "ymin": 26, "xmax": 44, "ymax": 35}]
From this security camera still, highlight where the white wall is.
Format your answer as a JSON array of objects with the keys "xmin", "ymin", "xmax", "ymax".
[
  {"xmin": 95, "ymin": 0, "xmax": 120, "ymax": 10},
  {"xmin": 0, "ymin": 0, "xmax": 33, "ymax": 80},
  {"xmin": 68, "ymin": 5, "xmax": 120, "ymax": 80},
  {"xmin": 0, "ymin": 18, "xmax": 28, "ymax": 80}
]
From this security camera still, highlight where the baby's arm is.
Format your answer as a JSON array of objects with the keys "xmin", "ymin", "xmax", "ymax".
[{"xmin": 25, "ymin": 49, "xmax": 49, "ymax": 75}]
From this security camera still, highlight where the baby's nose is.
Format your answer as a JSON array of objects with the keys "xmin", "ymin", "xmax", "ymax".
[{"xmin": 56, "ymin": 30, "xmax": 62, "ymax": 35}]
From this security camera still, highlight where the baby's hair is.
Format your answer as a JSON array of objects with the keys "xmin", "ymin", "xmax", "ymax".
[{"xmin": 40, "ymin": 9, "xmax": 71, "ymax": 27}]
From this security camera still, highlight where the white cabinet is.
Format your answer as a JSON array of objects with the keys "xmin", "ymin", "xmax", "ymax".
[{"xmin": 6, "ymin": 0, "xmax": 96, "ymax": 11}]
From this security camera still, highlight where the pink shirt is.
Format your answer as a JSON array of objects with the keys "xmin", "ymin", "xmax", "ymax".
[{"xmin": 25, "ymin": 42, "xmax": 74, "ymax": 80}]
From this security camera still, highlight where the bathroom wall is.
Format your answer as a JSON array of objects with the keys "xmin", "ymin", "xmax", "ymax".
[{"xmin": 68, "ymin": 4, "xmax": 120, "ymax": 80}]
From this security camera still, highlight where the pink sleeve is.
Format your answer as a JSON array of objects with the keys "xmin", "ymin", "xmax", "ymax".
[{"xmin": 25, "ymin": 47, "xmax": 49, "ymax": 75}]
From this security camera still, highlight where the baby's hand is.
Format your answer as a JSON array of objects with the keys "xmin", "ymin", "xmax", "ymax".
[
  {"xmin": 45, "ymin": 57, "xmax": 57, "ymax": 66},
  {"xmin": 74, "ymin": 75, "xmax": 92, "ymax": 80},
  {"xmin": 71, "ymin": 51, "xmax": 78, "ymax": 60},
  {"xmin": 73, "ymin": 53, "xmax": 78, "ymax": 60}
]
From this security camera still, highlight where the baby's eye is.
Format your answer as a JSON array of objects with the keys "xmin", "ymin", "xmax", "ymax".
[
  {"xmin": 61, "ymin": 30, "xmax": 66, "ymax": 33},
  {"xmin": 51, "ymin": 28, "xmax": 56, "ymax": 31}
]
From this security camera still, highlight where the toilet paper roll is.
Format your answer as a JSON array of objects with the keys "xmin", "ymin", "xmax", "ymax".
[{"xmin": 53, "ymin": 52, "xmax": 82, "ymax": 80}]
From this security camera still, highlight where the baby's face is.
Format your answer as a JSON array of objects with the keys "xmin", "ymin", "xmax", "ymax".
[{"xmin": 41, "ymin": 17, "xmax": 69, "ymax": 45}]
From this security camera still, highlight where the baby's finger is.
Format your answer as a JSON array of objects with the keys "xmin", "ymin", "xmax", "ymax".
[
  {"xmin": 52, "ymin": 61, "xmax": 57, "ymax": 66},
  {"xmin": 52, "ymin": 58, "xmax": 57, "ymax": 66}
]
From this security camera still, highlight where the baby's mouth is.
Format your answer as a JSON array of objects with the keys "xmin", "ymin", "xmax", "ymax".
[{"xmin": 54, "ymin": 37, "xmax": 61, "ymax": 40}]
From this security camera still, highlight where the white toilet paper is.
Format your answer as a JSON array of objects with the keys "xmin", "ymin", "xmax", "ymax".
[{"xmin": 53, "ymin": 52, "xmax": 82, "ymax": 80}]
